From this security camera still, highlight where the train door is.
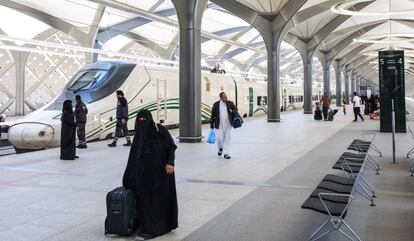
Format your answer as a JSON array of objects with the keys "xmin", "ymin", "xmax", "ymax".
[
  {"xmin": 249, "ymin": 87, "xmax": 254, "ymax": 116},
  {"xmin": 157, "ymin": 78, "xmax": 167, "ymax": 123}
]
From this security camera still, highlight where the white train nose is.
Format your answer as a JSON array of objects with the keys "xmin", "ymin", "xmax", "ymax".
[{"xmin": 8, "ymin": 123, "xmax": 56, "ymax": 150}]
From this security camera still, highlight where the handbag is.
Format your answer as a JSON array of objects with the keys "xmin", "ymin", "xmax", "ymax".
[
  {"xmin": 207, "ymin": 129, "xmax": 215, "ymax": 144},
  {"xmin": 232, "ymin": 112, "xmax": 243, "ymax": 129}
]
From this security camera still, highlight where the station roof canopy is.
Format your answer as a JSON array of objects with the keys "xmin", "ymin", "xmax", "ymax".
[{"xmin": 1, "ymin": 0, "xmax": 414, "ymax": 87}]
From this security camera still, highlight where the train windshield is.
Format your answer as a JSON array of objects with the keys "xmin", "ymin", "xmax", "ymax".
[
  {"xmin": 45, "ymin": 62, "xmax": 135, "ymax": 110},
  {"xmin": 68, "ymin": 70, "xmax": 109, "ymax": 92}
]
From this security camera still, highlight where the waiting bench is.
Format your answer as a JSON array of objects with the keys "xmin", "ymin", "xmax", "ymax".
[{"xmin": 301, "ymin": 137, "xmax": 380, "ymax": 241}]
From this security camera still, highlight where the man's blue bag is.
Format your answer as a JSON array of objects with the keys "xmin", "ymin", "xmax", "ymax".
[
  {"xmin": 232, "ymin": 112, "xmax": 243, "ymax": 129},
  {"xmin": 207, "ymin": 129, "xmax": 215, "ymax": 144}
]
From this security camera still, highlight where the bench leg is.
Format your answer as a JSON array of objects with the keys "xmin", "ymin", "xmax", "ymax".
[
  {"xmin": 360, "ymin": 175, "xmax": 376, "ymax": 198},
  {"xmin": 309, "ymin": 219, "xmax": 330, "ymax": 241},
  {"xmin": 371, "ymin": 144, "xmax": 382, "ymax": 157},
  {"xmin": 342, "ymin": 220, "xmax": 363, "ymax": 241},
  {"xmin": 309, "ymin": 218, "xmax": 361, "ymax": 241},
  {"xmin": 356, "ymin": 185, "xmax": 375, "ymax": 206},
  {"xmin": 365, "ymin": 159, "xmax": 380, "ymax": 175},
  {"xmin": 407, "ymin": 147, "xmax": 414, "ymax": 158},
  {"xmin": 366, "ymin": 154, "xmax": 381, "ymax": 173}
]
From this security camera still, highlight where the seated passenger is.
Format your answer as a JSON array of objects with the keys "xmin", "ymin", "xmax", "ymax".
[{"xmin": 122, "ymin": 109, "xmax": 178, "ymax": 240}]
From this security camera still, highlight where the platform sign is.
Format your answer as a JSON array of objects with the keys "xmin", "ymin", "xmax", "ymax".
[{"xmin": 379, "ymin": 50, "xmax": 406, "ymax": 133}]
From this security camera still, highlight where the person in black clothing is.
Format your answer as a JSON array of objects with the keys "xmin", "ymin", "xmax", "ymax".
[
  {"xmin": 123, "ymin": 109, "xmax": 178, "ymax": 240},
  {"xmin": 108, "ymin": 90, "xmax": 131, "ymax": 147},
  {"xmin": 210, "ymin": 92, "xmax": 237, "ymax": 159},
  {"xmin": 60, "ymin": 100, "xmax": 78, "ymax": 160},
  {"xmin": 74, "ymin": 95, "xmax": 88, "ymax": 149}
]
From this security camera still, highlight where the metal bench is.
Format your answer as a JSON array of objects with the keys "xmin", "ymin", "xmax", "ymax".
[
  {"xmin": 302, "ymin": 177, "xmax": 362, "ymax": 241},
  {"xmin": 301, "ymin": 137, "xmax": 380, "ymax": 241},
  {"xmin": 349, "ymin": 132, "xmax": 382, "ymax": 157}
]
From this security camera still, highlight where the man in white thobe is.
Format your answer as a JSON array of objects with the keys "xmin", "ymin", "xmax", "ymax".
[{"xmin": 210, "ymin": 92, "xmax": 236, "ymax": 159}]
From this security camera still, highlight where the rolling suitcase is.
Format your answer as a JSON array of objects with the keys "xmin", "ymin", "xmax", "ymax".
[
  {"xmin": 327, "ymin": 109, "xmax": 338, "ymax": 121},
  {"xmin": 105, "ymin": 187, "xmax": 137, "ymax": 236}
]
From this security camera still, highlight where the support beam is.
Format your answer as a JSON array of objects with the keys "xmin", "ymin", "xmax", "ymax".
[
  {"xmin": 303, "ymin": 50, "xmax": 313, "ymax": 114},
  {"xmin": 334, "ymin": 61, "xmax": 342, "ymax": 107},
  {"xmin": 351, "ymin": 74, "xmax": 356, "ymax": 94},
  {"xmin": 172, "ymin": 0, "xmax": 208, "ymax": 143},
  {"xmin": 343, "ymin": 67, "xmax": 350, "ymax": 104},
  {"xmin": 320, "ymin": 54, "xmax": 331, "ymax": 97},
  {"xmin": 13, "ymin": 52, "xmax": 26, "ymax": 116},
  {"xmin": 356, "ymin": 77, "xmax": 361, "ymax": 95}
]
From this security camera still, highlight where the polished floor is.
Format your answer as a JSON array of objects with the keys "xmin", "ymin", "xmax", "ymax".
[{"xmin": 0, "ymin": 107, "xmax": 413, "ymax": 241}]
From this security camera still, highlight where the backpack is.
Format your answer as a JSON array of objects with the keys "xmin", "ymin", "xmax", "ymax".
[{"xmin": 314, "ymin": 109, "xmax": 322, "ymax": 121}]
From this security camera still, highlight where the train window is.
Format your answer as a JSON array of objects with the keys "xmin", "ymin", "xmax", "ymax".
[
  {"xmin": 301, "ymin": 96, "xmax": 304, "ymax": 102},
  {"xmin": 257, "ymin": 96, "xmax": 263, "ymax": 105},
  {"xmin": 257, "ymin": 96, "xmax": 268, "ymax": 105},
  {"xmin": 289, "ymin": 96, "xmax": 293, "ymax": 103}
]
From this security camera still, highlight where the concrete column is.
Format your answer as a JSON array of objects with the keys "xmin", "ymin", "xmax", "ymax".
[
  {"xmin": 14, "ymin": 52, "xmax": 26, "ymax": 116},
  {"xmin": 264, "ymin": 35, "xmax": 281, "ymax": 122},
  {"xmin": 172, "ymin": 0, "xmax": 207, "ymax": 142},
  {"xmin": 323, "ymin": 61, "xmax": 330, "ymax": 97},
  {"xmin": 356, "ymin": 77, "xmax": 360, "ymax": 95},
  {"xmin": 335, "ymin": 68, "xmax": 342, "ymax": 107},
  {"xmin": 351, "ymin": 74, "xmax": 355, "ymax": 94},
  {"xmin": 344, "ymin": 70, "xmax": 350, "ymax": 104},
  {"xmin": 303, "ymin": 52, "xmax": 313, "ymax": 114}
]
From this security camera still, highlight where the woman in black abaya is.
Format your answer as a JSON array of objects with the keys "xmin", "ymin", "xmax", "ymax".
[
  {"xmin": 123, "ymin": 109, "xmax": 178, "ymax": 240},
  {"xmin": 60, "ymin": 100, "xmax": 77, "ymax": 160}
]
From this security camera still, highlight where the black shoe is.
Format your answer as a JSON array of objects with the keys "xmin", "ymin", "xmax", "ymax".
[
  {"xmin": 108, "ymin": 141, "xmax": 117, "ymax": 147},
  {"xmin": 123, "ymin": 140, "xmax": 132, "ymax": 146},
  {"xmin": 218, "ymin": 148, "xmax": 223, "ymax": 156},
  {"xmin": 224, "ymin": 154, "xmax": 231, "ymax": 159},
  {"xmin": 75, "ymin": 156, "xmax": 79, "ymax": 159},
  {"xmin": 362, "ymin": 119, "xmax": 365, "ymax": 122},
  {"xmin": 78, "ymin": 144, "xmax": 87, "ymax": 149},
  {"xmin": 352, "ymin": 120, "xmax": 357, "ymax": 122},
  {"xmin": 76, "ymin": 144, "xmax": 83, "ymax": 148}
]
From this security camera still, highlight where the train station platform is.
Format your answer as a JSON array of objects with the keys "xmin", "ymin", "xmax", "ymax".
[{"xmin": 1, "ymin": 107, "xmax": 413, "ymax": 241}]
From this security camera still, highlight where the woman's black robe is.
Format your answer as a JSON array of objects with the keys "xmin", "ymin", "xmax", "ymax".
[
  {"xmin": 60, "ymin": 100, "xmax": 77, "ymax": 160},
  {"xmin": 123, "ymin": 110, "xmax": 178, "ymax": 238}
]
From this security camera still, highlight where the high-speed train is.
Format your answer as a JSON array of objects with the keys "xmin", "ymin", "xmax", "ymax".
[{"xmin": 7, "ymin": 61, "xmax": 317, "ymax": 152}]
